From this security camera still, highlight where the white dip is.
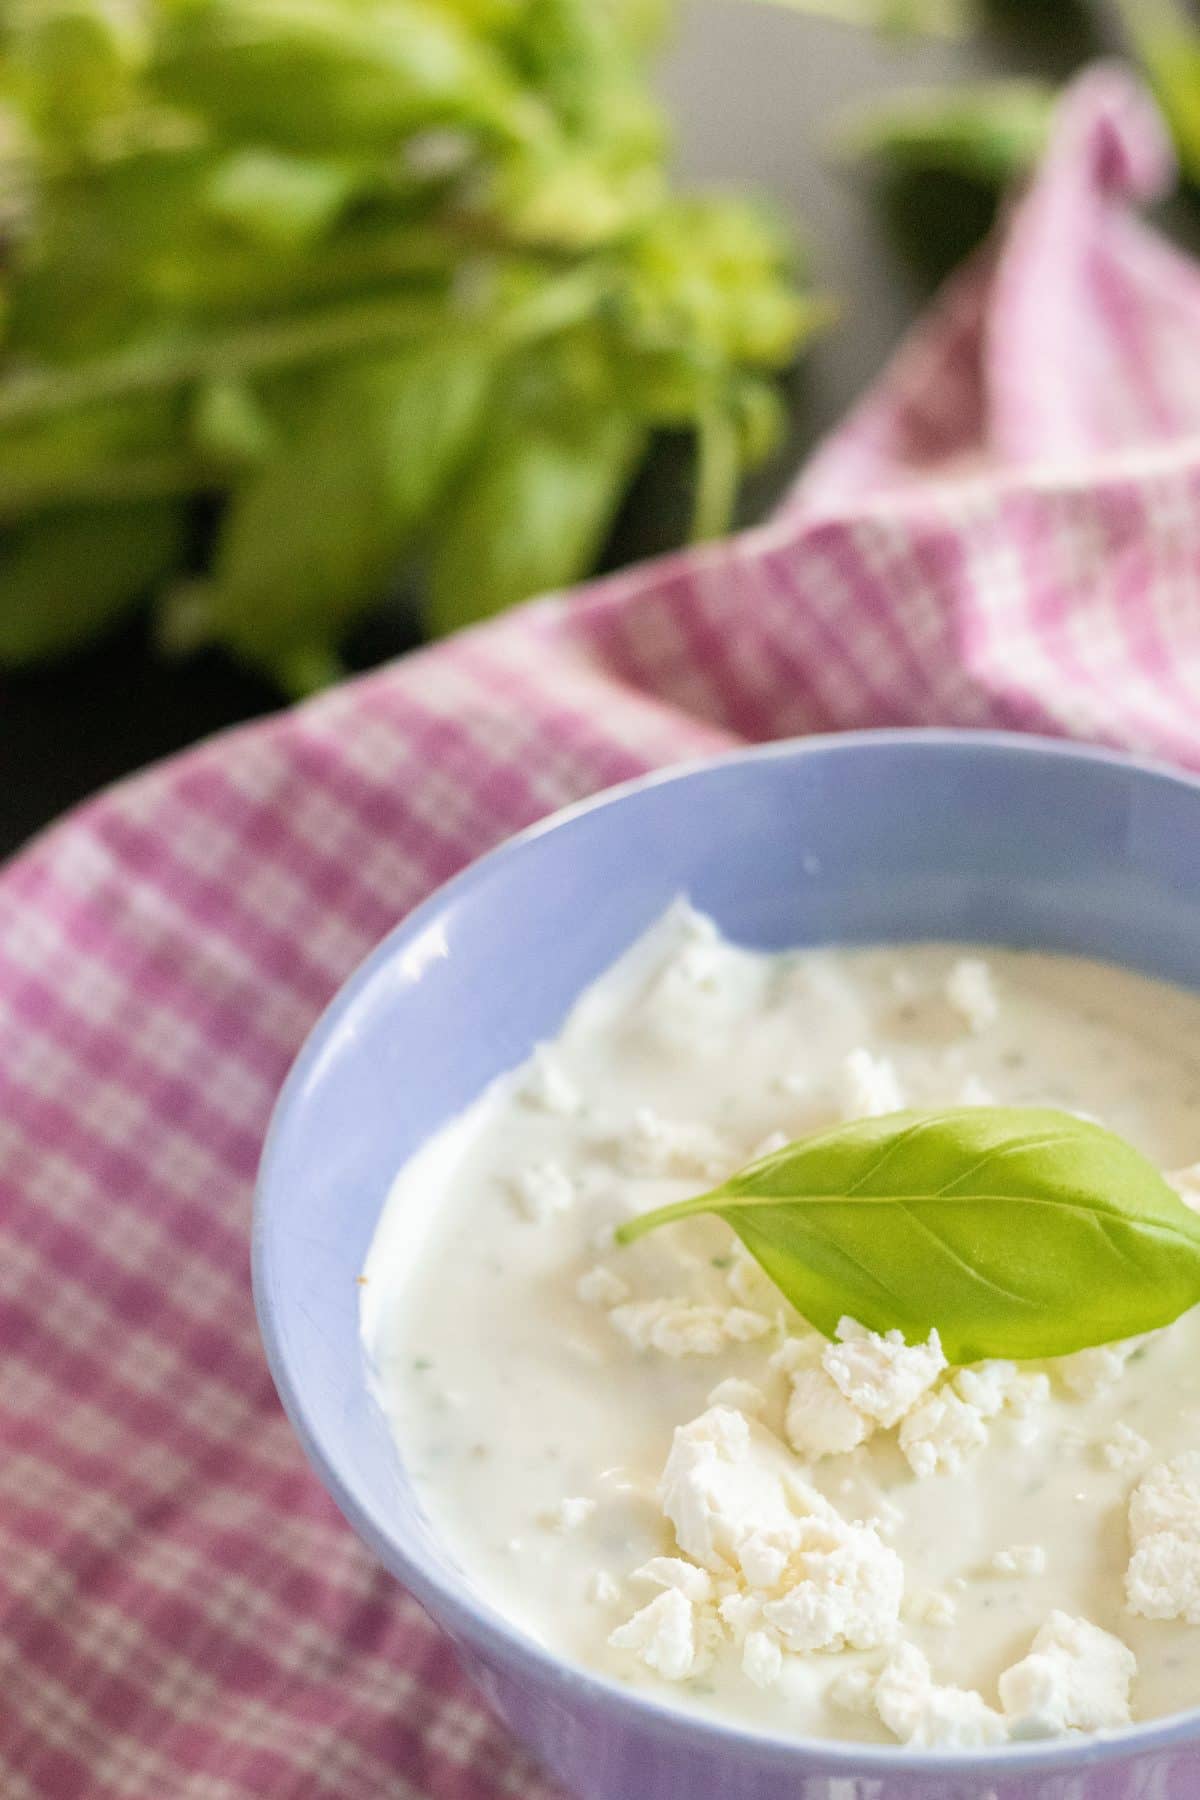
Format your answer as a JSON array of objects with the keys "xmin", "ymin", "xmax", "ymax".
[{"xmin": 362, "ymin": 903, "xmax": 1200, "ymax": 1748}]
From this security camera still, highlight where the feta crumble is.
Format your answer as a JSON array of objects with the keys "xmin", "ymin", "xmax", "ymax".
[
  {"xmin": 608, "ymin": 1587, "xmax": 706, "ymax": 1682},
  {"xmin": 742, "ymin": 1628, "xmax": 784, "ymax": 1689},
  {"xmin": 725, "ymin": 1242, "xmax": 782, "ymax": 1313},
  {"xmin": 706, "ymin": 1377, "xmax": 767, "ymax": 1416},
  {"xmin": 620, "ymin": 1107, "xmax": 734, "ymax": 1181},
  {"xmin": 899, "ymin": 1388, "xmax": 989, "ymax": 1479},
  {"xmin": 827, "ymin": 1665, "xmax": 877, "ymax": 1715},
  {"xmin": 659, "ymin": 1407, "xmax": 828, "ymax": 1575},
  {"xmin": 511, "ymin": 1160, "xmax": 575, "ymax": 1222},
  {"xmin": 998, "ymin": 1612, "xmax": 1135, "ymax": 1734},
  {"xmin": 946, "ymin": 958, "xmax": 999, "ymax": 1033},
  {"xmin": 823, "ymin": 1317, "xmax": 946, "ymax": 1429},
  {"xmin": 838, "ymin": 1048, "xmax": 904, "ymax": 1119},
  {"xmin": 1056, "ymin": 1339, "xmax": 1144, "ymax": 1399},
  {"xmin": 658, "ymin": 1407, "xmax": 903, "ymax": 1657},
  {"xmin": 1099, "ymin": 1423, "xmax": 1150, "ymax": 1472},
  {"xmin": 547, "ymin": 1497, "xmax": 596, "ymax": 1531},
  {"xmin": 874, "ymin": 1644, "xmax": 1007, "ymax": 1748},
  {"xmin": 631, "ymin": 1557, "xmax": 714, "ymax": 1603},
  {"xmin": 1169, "ymin": 1163, "xmax": 1200, "ymax": 1212},
  {"xmin": 784, "ymin": 1365, "xmax": 872, "ymax": 1460},
  {"xmin": 1126, "ymin": 1453, "xmax": 1200, "ymax": 1623},
  {"xmin": 522, "ymin": 1046, "xmax": 581, "ymax": 1115},
  {"xmin": 903, "ymin": 1588, "xmax": 958, "ymax": 1627},
  {"xmin": 991, "ymin": 1545, "xmax": 1046, "ymax": 1577},
  {"xmin": 576, "ymin": 1265, "xmax": 631, "ymax": 1308},
  {"xmin": 610, "ymin": 1300, "xmax": 771, "ymax": 1358}
]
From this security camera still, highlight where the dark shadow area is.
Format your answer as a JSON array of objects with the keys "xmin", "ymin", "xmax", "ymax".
[
  {"xmin": 0, "ymin": 621, "xmax": 279, "ymax": 859},
  {"xmin": 872, "ymin": 166, "xmax": 1002, "ymax": 293},
  {"xmin": 981, "ymin": 0, "xmax": 1101, "ymax": 78}
]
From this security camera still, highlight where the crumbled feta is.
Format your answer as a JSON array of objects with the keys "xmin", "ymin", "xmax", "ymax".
[
  {"xmin": 1056, "ymin": 1339, "xmax": 1143, "ymax": 1399},
  {"xmin": 608, "ymin": 1587, "xmax": 704, "ymax": 1681},
  {"xmin": 954, "ymin": 1359, "xmax": 1049, "ymax": 1419},
  {"xmin": 774, "ymin": 1070, "xmax": 809, "ymax": 1097},
  {"xmin": 522, "ymin": 1046, "xmax": 581, "ymax": 1115},
  {"xmin": 785, "ymin": 1365, "xmax": 872, "ymax": 1460},
  {"xmin": 1126, "ymin": 1531, "xmax": 1200, "ymax": 1623},
  {"xmin": 511, "ymin": 1160, "xmax": 574, "ymax": 1222},
  {"xmin": 874, "ymin": 1643, "xmax": 1007, "ymax": 1748},
  {"xmin": 576, "ymin": 1264, "xmax": 631, "ymax": 1308},
  {"xmin": 769, "ymin": 1333, "xmax": 825, "ymax": 1375},
  {"xmin": 758, "ymin": 1518, "xmax": 905, "ymax": 1653},
  {"xmin": 991, "ymin": 1545, "xmax": 1046, "ymax": 1577},
  {"xmin": 957, "ymin": 1074, "xmax": 995, "ymax": 1105},
  {"xmin": 946, "ymin": 958, "xmax": 998, "ymax": 1033},
  {"xmin": 588, "ymin": 1571, "xmax": 621, "ymax": 1605},
  {"xmin": 899, "ymin": 1389, "xmax": 989, "ymax": 1479},
  {"xmin": 658, "ymin": 1407, "xmax": 902, "ymax": 1654},
  {"xmin": 903, "ymin": 1588, "xmax": 958, "ymax": 1627},
  {"xmin": 742, "ymin": 1628, "xmax": 783, "ymax": 1689},
  {"xmin": 660, "ymin": 1407, "xmax": 827, "ymax": 1573},
  {"xmin": 1169, "ymin": 1163, "xmax": 1200, "ymax": 1213},
  {"xmin": 1129, "ymin": 1451, "xmax": 1200, "ymax": 1542},
  {"xmin": 631, "ymin": 1557, "xmax": 714, "ymax": 1604},
  {"xmin": 839, "ymin": 1048, "xmax": 904, "ymax": 1119},
  {"xmin": 1126, "ymin": 1453, "xmax": 1200, "ymax": 1622},
  {"xmin": 823, "ymin": 1317, "xmax": 946, "ymax": 1428},
  {"xmin": 828, "ymin": 1665, "xmax": 877, "ymax": 1715},
  {"xmin": 1099, "ymin": 1422, "xmax": 1150, "ymax": 1472},
  {"xmin": 706, "ymin": 1377, "xmax": 767, "ymax": 1416},
  {"xmin": 609, "ymin": 1299, "xmax": 771, "ymax": 1358},
  {"xmin": 726, "ymin": 1242, "xmax": 782, "ymax": 1313},
  {"xmin": 749, "ymin": 1128, "xmax": 790, "ymax": 1162},
  {"xmin": 998, "ymin": 1612, "xmax": 1135, "ymax": 1733},
  {"xmin": 551, "ymin": 1496, "xmax": 596, "ymax": 1531},
  {"xmin": 620, "ymin": 1107, "xmax": 734, "ymax": 1181}
]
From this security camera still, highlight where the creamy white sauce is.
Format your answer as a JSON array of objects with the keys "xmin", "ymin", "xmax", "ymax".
[{"xmin": 362, "ymin": 904, "xmax": 1200, "ymax": 1746}]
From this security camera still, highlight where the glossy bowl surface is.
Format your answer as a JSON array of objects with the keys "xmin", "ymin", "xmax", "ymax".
[{"xmin": 254, "ymin": 730, "xmax": 1200, "ymax": 1800}]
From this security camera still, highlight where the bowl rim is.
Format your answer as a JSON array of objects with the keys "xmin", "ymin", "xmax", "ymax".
[{"xmin": 253, "ymin": 725, "xmax": 1200, "ymax": 1777}]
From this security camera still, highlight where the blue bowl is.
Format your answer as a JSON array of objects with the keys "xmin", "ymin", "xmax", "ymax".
[{"xmin": 254, "ymin": 729, "xmax": 1200, "ymax": 1800}]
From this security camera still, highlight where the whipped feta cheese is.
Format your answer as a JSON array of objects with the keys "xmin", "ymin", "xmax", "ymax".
[{"xmin": 363, "ymin": 904, "xmax": 1200, "ymax": 1747}]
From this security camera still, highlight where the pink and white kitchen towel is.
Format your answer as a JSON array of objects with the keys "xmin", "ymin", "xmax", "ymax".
[{"xmin": 3, "ymin": 64, "xmax": 1200, "ymax": 1800}]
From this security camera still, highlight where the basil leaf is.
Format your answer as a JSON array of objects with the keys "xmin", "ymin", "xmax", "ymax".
[
  {"xmin": 615, "ymin": 1108, "xmax": 1200, "ymax": 1364},
  {"xmin": 153, "ymin": 0, "xmax": 540, "ymax": 152},
  {"xmin": 202, "ymin": 340, "xmax": 494, "ymax": 689},
  {"xmin": 0, "ymin": 499, "xmax": 186, "ymax": 663},
  {"xmin": 838, "ymin": 80, "xmax": 1055, "ymax": 185},
  {"xmin": 426, "ymin": 380, "xmax": 643, "ymax": 634}
]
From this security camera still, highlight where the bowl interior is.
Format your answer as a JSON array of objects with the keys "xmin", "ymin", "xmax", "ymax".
[{"xmin": 254, "ymin": 731, "xmax": 1200, "ymax": 1651}]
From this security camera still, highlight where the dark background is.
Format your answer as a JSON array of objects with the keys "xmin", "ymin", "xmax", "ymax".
[{"xmin": 0, "ymin": 2, "xmax": 1129, "ymax": 859}]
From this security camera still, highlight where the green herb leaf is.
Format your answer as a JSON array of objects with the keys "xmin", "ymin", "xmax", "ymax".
[
  {"xmin": 426, "ymin": 371, "xmax": 643, "ymax": 634},
  {"xmin": 0, "ymin": 498, "xmax": 186, "ymax": 663},
  {"xmin": 202, "ymin": 340, "xmax": 495, "ymax": 689},
  {"xmin": 615, "ymin": 1108, "xmax": 1200, "ymax": 1363},
  {"xmin": 152, "ymin": 0, "xmax": 544, "ymax": 151},
  {"xmin": 837, "ymin": 80, "xmax": 1055, "ymax": 185}
]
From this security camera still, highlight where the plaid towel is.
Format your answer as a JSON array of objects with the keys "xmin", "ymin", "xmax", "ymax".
[{"xmin": 3, "ymin": 64, "xmax": 1200, "ymax": 1800}]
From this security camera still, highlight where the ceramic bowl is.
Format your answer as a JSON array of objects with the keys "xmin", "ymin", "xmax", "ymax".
[{"xmin": 254, "ymin": 730, "xmax": 1200, "ymax": 1800}]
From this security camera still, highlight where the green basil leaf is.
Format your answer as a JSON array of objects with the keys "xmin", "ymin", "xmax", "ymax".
[
  {"xmin": 203, "ymin": 340, "xmax": 495, "ymax": 689},
  {"xmin": 615, "ymin": 1108, "xmax": 1200, "ymax": 1364},
  {"xmin": 153, "ymin": 0, "xmax": 543, "ymax": 152},
  {"xmin": 837, "ymin": 80, "xmax": 1055, "ymax": 185},
  {"xmin": 0, "ymin": 498, "xmax": 185, "ymax": 663},
  {"xmin": 425, "ymin": 384, "xmax": 643, "ymax": 635}
]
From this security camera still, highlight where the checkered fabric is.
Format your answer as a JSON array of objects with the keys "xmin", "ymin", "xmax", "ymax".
[{"xmin": 3, "ymin": 64, "xmax": 1200, "ymax": 1799}]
